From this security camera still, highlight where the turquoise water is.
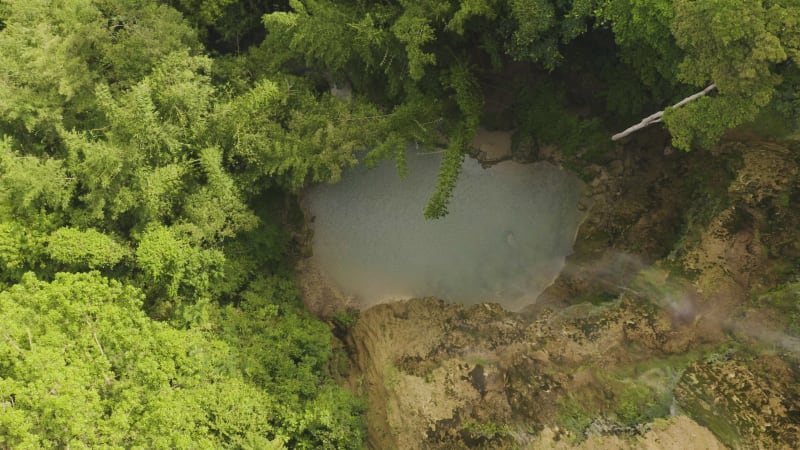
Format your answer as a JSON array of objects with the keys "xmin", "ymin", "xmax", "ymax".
[{"xmin": 306, "ymin": 150, "xmax": 586, "ymax": 311}]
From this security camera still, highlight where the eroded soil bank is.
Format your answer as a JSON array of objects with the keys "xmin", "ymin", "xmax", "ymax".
[{"xmin": 321, "ymin": 130, "xmax": 800, "ymax": 449}]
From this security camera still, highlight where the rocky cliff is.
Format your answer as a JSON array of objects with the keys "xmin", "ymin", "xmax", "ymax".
[{"xmin": 326, "ymin": 132, "xmax": 800, "ymax": 449}]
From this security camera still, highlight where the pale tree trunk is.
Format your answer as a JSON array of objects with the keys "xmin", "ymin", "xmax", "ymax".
[{"xmin": 612, "ymin": 84, "xmax": 717, "ymax": 141}]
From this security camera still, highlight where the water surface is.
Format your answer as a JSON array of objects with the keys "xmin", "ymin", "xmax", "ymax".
[{"xmin": 306, "ymin": 150, "xmax": 586, "ymax": 310}]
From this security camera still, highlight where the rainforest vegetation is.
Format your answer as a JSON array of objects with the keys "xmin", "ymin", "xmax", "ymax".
[{"xmin": 0, "ymin": 0, "xmax": 798, "ymax": 448}]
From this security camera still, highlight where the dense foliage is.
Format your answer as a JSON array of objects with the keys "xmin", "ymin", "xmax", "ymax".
[
  {"xmin": 0, "ymin": 0, "xmax": 367, "ymax": 448},
  {"xmin": 1, "ymin": 272, "xmax": 362, "ymax": 448},
  {"xmin": 250, "ymin": 0, "xmax": 800, "ymax": 215},
  {"xmin": 0, "ymin": 0, "xmax": 798, "ymax": 448}
]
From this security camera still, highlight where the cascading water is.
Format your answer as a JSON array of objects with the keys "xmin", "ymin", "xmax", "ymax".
[{"xmin": 305, "ymin": 149, "xmax": 587, "ymax": 311}]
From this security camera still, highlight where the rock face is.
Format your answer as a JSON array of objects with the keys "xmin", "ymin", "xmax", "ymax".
[
  {"xmin": 331, "ymin": 135, "xmax": 800, "ymax": 449},
  {"xmin": 528, "ymin": 416, "xmax": 727, "ymax": 450},
  {"xmin": 344, "ymin": 296, "xmax": 735, "ymax": 449},
  {"xmin": 675, "ymin": 355, "xmax": 800, "ymax": 449},
  {"xmin": 470, "ymin": 127, "xmax": 515, "ymax": 164}
]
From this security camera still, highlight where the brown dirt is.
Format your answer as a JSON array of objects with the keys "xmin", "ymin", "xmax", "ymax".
[
  {"xmin": 528, "ymin": 416, "xmax": 727, "ymax": 449},
  {"xmin": 470, "ymin": 127, "xmax": 514, "ymax": 164}
]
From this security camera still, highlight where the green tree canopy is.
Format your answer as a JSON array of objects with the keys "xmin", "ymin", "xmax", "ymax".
[
  {"xmin": 0, "ymin": 272, "xmax": 278, "ymax": 448},
  {"xmin": 0, "ymin": 2, "xmax": 367, "ymax": 447},
  {"xmin": 1, "ymin": 0, "xmax": 799, "ymax": 447},
  {"xmin": 0, "ymin": 272, "xmax": 364, "ymax": 449}
]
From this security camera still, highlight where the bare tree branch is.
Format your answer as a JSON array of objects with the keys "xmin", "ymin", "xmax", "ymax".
[
  {"xmin": 85, "ymin": 319, "xmax": 113, "ymax": 385},
  {"xmin": 612, "ymin": 84, "xmax": 717, "ymax": 141},
  {"xmin": 3, "ymin": 334, "xmax": 23, "ymax": 354},
  {"xmin": 85, "ymin": 319, "xmax": 106, "ymax": 357}
]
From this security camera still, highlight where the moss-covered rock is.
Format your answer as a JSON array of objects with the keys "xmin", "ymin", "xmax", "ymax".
[{"xmin": 676, "ymin": 353, "xmax": 800, "ymax": 449}]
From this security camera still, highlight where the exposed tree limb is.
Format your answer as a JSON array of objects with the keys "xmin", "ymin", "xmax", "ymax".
[
  {"xmin": 85, "ymin": 319, "xmax": 105, "ymax": 356},
  {"xmin": 86, "ymin": 319, "xmax": 113, "ymax": 385},
  {"xmin": 612, "ymin": 84, "xmax": 717, "ymax": 141},
  {"xmin": 3, "ymin": 334, "xmax": 23, "ymax": 354}
]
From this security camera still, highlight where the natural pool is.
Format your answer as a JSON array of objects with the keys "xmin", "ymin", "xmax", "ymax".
[{"xmin": 306, "ymin": 150, "xmax": 587, "ymax": 311}]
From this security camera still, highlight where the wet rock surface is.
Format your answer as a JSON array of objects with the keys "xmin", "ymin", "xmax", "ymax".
[
  {"xmin": 325, "ymin": 134, "xmax": 800, "ymax": 449},
  {"xmin": 343, "ymin": 295, "xmax": 737, "ymax": 449}
]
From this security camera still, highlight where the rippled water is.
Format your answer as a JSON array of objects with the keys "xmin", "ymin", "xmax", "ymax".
[{"xmin": 306, "ymin": 150, "xmax": 586, "ymax": 311}]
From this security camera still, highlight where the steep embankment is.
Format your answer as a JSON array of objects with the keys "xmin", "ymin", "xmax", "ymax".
[{"xmin": 334, "ymin": 133, "xmax": 800, "ymax": 449}]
